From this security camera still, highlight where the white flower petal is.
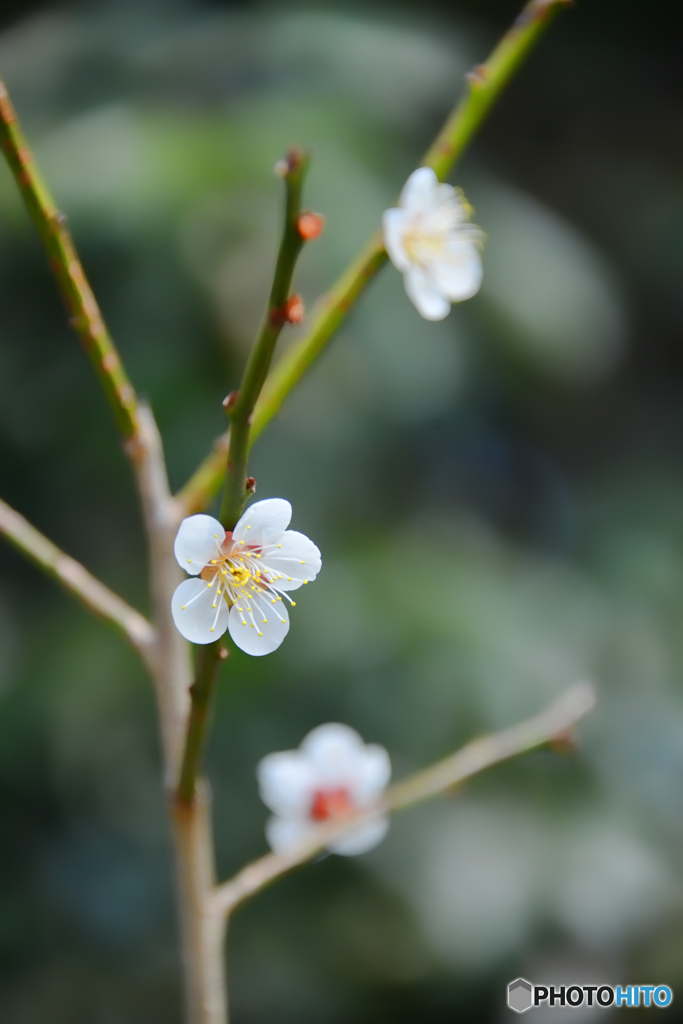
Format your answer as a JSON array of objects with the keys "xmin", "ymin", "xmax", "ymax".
[
  {"xmin": 404, "ymin": 267, "xmax": 451, "ymax": 320},
  {"xmin": 433, "ymin": 181, "xmax": 458, "ymax": 210},
  {"xmin": 257, "ymin": 751, "xmax": 314, "ymax": 818},
  {"xmin": 227, "ymin": 593, "xmax": 289, "ymax": 656},
  {"xmin": 265, "ymin": 815, "xmax": 316, "ymax": 854},
  {"xmin": 233, "ymin": 498, "xmax": 292, "ymax": 547},
  {"xmin": 328, "ymin": 815, "xmax": 390, "ymax": 856},
  {"xmin": 171, "ymin": 577, "xmax": 230, "ymax": 644},
  {"xmin": 349, "ymin": 744, "xmax": 392, "ymax": 806},
  {"xmin": 174, "ymin": 514, "xmax": 225, "ymax": 575},
  {"xmin": 301, "ymin": 723, "xmax": 365, "ymax": 785},
  {"xmin": 382, "ymin": 207, "xmax": 411, "ymax": 271},
  {"xmin": 399, "ymin": 166, "xmax": 438, "ymax": 213},
  {"xmin": 431, "ymin": 245, "xmax": 483, "ymax": 302},
  {"xmin": 261, "ymin": 530, "xmax": 322, "ymax": 591}
]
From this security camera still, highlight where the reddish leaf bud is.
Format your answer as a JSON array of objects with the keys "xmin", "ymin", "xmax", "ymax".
[
  {"xmin": 284, "ymin": 294, "xmax": 304, "ymax": 324},
  {"xmin": 297, "ymin": 212, "xmax": 325, "ymax": 241}
]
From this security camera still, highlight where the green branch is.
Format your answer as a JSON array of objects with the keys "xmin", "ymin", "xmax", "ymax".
[
  {"xmin": 176, "ymin": 0, "xmax": 570, "ymax": 516},
  {"xmin": 0, "ymin": 79, "xmax": 140, "ymax": 440},
  {"xmin": 176, "ymin": 641, "xmax": 226, "ymax": 805},
  {"xmin": 219, "ymin": 147, "xmax": 313, "ymax": 530}
]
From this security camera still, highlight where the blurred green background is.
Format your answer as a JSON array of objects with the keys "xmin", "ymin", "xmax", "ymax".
[{"xmin": 1, "ymin": 0, "xmax": 683, "ymax": 1020}]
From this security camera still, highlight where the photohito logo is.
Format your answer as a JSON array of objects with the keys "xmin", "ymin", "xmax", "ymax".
[{"xmin": 507, "ymin": 978, "xmax": 673, "ymax": 1013}]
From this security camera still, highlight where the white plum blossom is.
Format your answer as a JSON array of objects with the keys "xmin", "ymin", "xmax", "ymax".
[
  {"xmin": 171, "ymin": 498, "xmax": 321, "ymax": 656},
  {"xmin": 382, "ymin": 166, "xmax": 483, "ymax": 321},
  {"xmin": 257, "ymin": 723, "xmax": 391, "ymax": 856}
]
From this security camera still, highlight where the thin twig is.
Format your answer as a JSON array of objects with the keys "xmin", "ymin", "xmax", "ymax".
[
  {"xmin": 176, "ymin": 642, "xmax": 227, "ymax": 806},
  {"xmin": 0, "ymin": 496, "xmax": 155, "ymax": 665},
  {"xmin": 0, "ymin": 78, "xmax": 140, "ymax": 439},
  {"xmin": 211, "ymin": 681, "xmax": 596, "ymax": 917},
  {"xmin": 176, "ymin": 0, "xmax": 571, "ymax": 517},
  {"xmin": 219, "ymin": 147, "xmax": 313, "ymax": 530}
]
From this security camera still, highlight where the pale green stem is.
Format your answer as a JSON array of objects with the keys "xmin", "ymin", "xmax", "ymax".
[{"xmin": 219, "ymin": 148, "xmax": 312, "ymax": 530}]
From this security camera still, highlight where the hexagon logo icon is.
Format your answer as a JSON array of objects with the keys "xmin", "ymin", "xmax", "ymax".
[{"xmin": 508, "ymin": 978, "xmax": 533, "ymax": 1013}]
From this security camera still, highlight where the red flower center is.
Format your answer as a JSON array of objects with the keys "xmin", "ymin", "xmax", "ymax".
[{"xmin": 310, "ymin": 787, "xmax": 353, "ymax": 821}]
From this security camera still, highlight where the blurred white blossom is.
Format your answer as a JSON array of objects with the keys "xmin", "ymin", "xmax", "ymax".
[
  {"xmin": 257, "ymin": 723, "xmax": 391, "ymax": 856},
  {"xmin": 171, "ymin": 498, "xmax": 321, "ymax": 655},
  {"xmin": 382, "ymin": 166, "xmax": 483, "ymax": 320}
]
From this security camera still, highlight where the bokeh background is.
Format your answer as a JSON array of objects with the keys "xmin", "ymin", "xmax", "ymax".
[{"xmin": 1, "ymin": 0, "xmax": 682, "ymax": 1020}]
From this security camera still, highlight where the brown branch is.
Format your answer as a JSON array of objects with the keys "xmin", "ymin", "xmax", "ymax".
[
  {"xmin": 130, "ymin": 404, "xmax": 224, "ymax": 1024},
  {"xmin": 211, "ymin": 681, "xmax": 596, "ymax": 917},
  {"xmin": 0, "ymin": 495, "xmax": 155, "ymax": 665}
]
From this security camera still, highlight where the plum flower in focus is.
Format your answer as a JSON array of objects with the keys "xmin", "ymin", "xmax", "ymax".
[
  {"xmin": 382, "ymin": 166, "xmax": 483, "ymax": 320},
  {"xmin": 171, "ymin": 498, "xmax": 321, "ymax": 655},
  {"xmin": 257, "ymin": 723, "xmax": 391, "ymax": 856}
]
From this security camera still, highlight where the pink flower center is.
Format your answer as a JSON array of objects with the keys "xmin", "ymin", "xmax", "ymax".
[{"xmin": 310, "ymin": 787, "xmax": 353, "ymax": 821}]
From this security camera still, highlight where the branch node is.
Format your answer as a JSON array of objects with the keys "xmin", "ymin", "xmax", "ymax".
[
  {"xmin": 466, "ymin": 63, "xmax": 488, "ymax": 86},
  {"xmin": 549, "ymin": 727, "xmax": 577, "ymax": 755},
  {"xmin": 49, "ymin": 209, "xmax": 68, "ymax": 230},
  {"xmin": 0, "ymin": 84, "xmax": 15, "ymax": 124},
  {"xmin": 274, "ymin": 145, "xmax": 307, "ymax": 179},
  {"xmin": 270, "ymin": 294, "xmax": 304, "ymax": 327}
]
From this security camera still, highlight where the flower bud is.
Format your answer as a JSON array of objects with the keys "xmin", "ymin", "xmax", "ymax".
[{"xmin": 297, "ymin": 212, "xmax": 325, "ymax": 241}]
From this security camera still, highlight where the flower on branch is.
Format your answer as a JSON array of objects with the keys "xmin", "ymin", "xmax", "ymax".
[
  {"xmin": 382, "ymin": 166, "xmax": 483, "ymax": 321},
  {"xmin": 171, "ymin": 498, "xmax": 321, "ymax": 655},
  {"xmin": 257, "ymin": 723, "xmax": 391, "ymax": 856}
]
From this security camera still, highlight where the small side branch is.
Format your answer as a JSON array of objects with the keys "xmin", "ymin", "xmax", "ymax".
[
  {"xmin": 176, "ymin": 0, "xmax": 570, "ymax": 517},
  {"xmin": 219, "ymin": 147, "xmax": 313, "ymax": 530},
  {"xmin": 422, "ymin": 0, "xmax": 571, "ymax": 179},
  {"xmin": 0, "ymin": 496, "xmax": 155, "ymax": 665},
  {"xmin": 211, "ymin": 681, "xmax": 596, "ymax": 917},
  {"xmin": 0, "ymin": 78, "xmax": 140, "ymax": 440}
]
